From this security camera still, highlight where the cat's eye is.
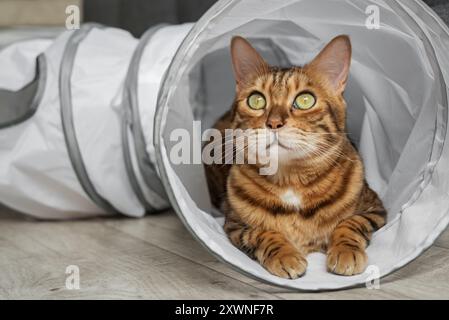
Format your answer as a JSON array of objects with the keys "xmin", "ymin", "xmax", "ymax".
[
  {"xmin": 293, "ymin": 93, "xmax": 316, "ymax": 110},
  {"xmin": 247, "ymin": 93, "xmax": 267, "ymax": 110}
]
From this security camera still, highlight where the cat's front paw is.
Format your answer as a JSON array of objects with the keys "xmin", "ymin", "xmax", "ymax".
[
  {"xmin": 263, "ymin": 251, "xmax": 307, "ymax": 279},
  {"xmin": 327, "ymin": 245, "xmax": 368, "ymax": 276}
]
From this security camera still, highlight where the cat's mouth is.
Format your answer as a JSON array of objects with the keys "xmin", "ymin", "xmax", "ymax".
[
  {"xmin": 266, "ymin": 130, "xmax": 322, "ymax": 161},
  {"xmin": 267, "ymin": 140, "xmax": 292, "ymax": 151},
  {"xmin": 277, "ymin": 142, "xmax": 293, "ymax": 150},
  {"xmin": 266, "ymin": 133, "xmax": 293, "ymax": 151},
  {"xmin": 248, "ymin": 129, "xmax": 313, "ymax": 161}
]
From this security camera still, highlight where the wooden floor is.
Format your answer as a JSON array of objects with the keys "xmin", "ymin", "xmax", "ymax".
[{"xmin": 1, "ymin": 205, "xmax": 449, "ymax": 300}]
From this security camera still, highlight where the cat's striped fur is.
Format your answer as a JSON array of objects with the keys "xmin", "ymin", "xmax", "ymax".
[{"xmin": 205, "ymin": 35, "xmax": 386, "ymax": 278}]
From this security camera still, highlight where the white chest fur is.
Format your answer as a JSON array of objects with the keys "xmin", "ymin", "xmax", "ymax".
[{"xmin": 280, "ymin": 189, "xmax": 302, "ymax": 209}]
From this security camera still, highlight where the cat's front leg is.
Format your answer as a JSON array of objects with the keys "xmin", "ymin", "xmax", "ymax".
[
  {"xmin": 225, "ymin": 218, "xmax": 307, "ymax": 279},
  {"xmin": 327, "ymin": 211, "xmax": 385, "ymax": 276}
]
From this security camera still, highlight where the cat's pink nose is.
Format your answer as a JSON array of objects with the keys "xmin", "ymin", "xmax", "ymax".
[{"xmin": 266, "ymin": 119, "xmax": 285, "ymax": 130}]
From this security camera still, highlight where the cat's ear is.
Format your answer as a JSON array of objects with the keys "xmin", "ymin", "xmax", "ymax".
[
  {"xmin": 231, "ymin": 36, "xmax": 269, "ymax": 87},
  {"xmin": 307, "ymin": 35, "xmax": 352, "ymax": 95}
]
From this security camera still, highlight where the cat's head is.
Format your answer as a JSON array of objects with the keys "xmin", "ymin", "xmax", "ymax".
[{"xmin": 230, "ymin": 35, "xmax": 352, "ymax": 166}]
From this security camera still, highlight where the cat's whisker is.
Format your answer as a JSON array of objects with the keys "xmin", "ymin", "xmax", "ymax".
[
  {"xmin": 283, "ymin": 133, "xmax": 355, "ymax": 164},
  {"xmin": 208, "ymin": 135, "xmax": 261, "ymax": 164},
  {"xmin": 288, "ymin": 138, "xmax": 347, "ymax": 168},
  {"xmin": 208, "ymin": 134, "xmax": 250, "ymax": 150},
  {"xmin": 298, "ymin": 144, "xmax": 342, "ymax": 168},
  {"xmin": 282, "ymin": 128, "xmax": 350, "ymax": 136},
  {"xmin": 218, "ymin": 138, "xmax": 262, "ymax": 167}
]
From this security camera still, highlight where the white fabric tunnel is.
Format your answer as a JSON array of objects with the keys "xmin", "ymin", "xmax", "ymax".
[{"xmin": 1, "ymin": 0, "xmax": 449, "ymax": 290}]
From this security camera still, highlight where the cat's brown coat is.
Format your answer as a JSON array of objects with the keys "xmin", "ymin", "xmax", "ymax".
[{"xmin": 205, "ymin": 35, "xmax": 386, "ymax": 278}]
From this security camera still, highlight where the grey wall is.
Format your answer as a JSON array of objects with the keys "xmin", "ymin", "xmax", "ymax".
[
  {"xmin": 84, "ymin": 0, "xmax": 448, "ymax": 37},
  {"xmin": 426, "ymin": 0, "xmax": 449, "ymax": 24},
  {"xmin": 84, "ymin": 0, "xmax": 217, "ymax": 36}
]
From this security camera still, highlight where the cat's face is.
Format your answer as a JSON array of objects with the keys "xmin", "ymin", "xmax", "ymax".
[{"xmin": 230, "ymin": 35, "xmax": 352, "ymax": 166}]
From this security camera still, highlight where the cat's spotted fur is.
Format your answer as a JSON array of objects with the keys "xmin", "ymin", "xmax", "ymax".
[{"xmin": 205, "ymin": 35, "xmax": 386, "ymax": 278}]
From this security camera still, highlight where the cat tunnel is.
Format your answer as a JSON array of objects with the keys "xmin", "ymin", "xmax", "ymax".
[{"xmin": 1, "ymin": 0, "xmax": 449, "ymax": 290}]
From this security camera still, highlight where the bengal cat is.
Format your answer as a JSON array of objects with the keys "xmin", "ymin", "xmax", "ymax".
[{"xmin": 204, "ymin": 35, "xmax": 387, "ymax": 279}]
